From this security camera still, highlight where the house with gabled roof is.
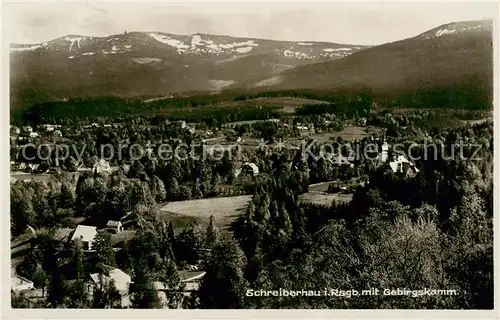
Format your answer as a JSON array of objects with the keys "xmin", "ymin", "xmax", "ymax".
[
  {"xmin": 71, "ymin": 225, "xmax": 98, "ymax": 250},
  {"xmin": 11, "ymin": 274, "xmax": 35, "ymax": 292},
  {"xmin": 106, "ymin": 220, "xmax": 123, "ymax": 233},
  {"xmin": 329, "ymin": 154, "xmax": 354, "ymax": 168},
  {"xmin": 153, "ymin": 270, "xmax": 206, "ymax": 307},
  {"xmin": 93, "ymin": 159, "xmax": 112, "ymax": 175},
  {"xmin": 388, "ymin": 155, "xmax": 419, "ymax": 176},
  {"xmin": 234, "ymin": 162, "xmax": 259, "ymax": 178},
  {"xmin": 88, "ymin": 267, "xmax": 132, "ymax": 308}
]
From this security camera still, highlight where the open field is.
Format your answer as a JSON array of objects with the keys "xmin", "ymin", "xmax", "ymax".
[
  {"xmin": 159, "ymin": 195, "xmax": 252, "ymax": 230},
  {"xmin": 213, "ymin": 96, "xmax": 331, "ymax": 114},
  {"xmin": 157, "ymin": 212, "xmax": 202, "ymax": 232},
  {"xmin": 278, "ymin": 125, "xmax": 381, "ymax": 147},
  {"xmin": 213, "ymin": 96, "xmax": 330, "ymax": 108},
  {"xmin": 310, "ymin": 125, "xmax": 380, "ymax": 141},
  {"xmin": 298, "ymin": 191, "xmax": 353, "ymax": 206},
  {"xmin": 308, "ymin": 178, "xmax": 365, "ymax": 193}
]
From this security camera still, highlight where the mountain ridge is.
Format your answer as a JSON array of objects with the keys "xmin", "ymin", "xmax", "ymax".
[
  {"xmin": 10, "ymin": 20, "xmax": 493, "ymax": 110},
  {"xmin": 245, "ymin": 20, "xmax": 493, "ymax": 96}
]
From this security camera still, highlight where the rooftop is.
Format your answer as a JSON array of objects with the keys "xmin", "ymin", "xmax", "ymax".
[
  {"xmin": 90, "ymin": 268, "xmax": 131, "ymax": 293},
  {"xmin": 106, "ymin": 220, "xmax": 121, "ymax": 227},
  {"xmin": 234, "ymin": 162, "xmax": 259, "ymax": 177},
  {"xmin": 11, "ymin": 275, "xmax": 34, "ymax": 287},
  {"xmin": 179, "ymin": 270, "xmax": 206, "ymax": 282},
  {"xmin": 71, "ymin": 225, "xmax": 98, "ymax": 242},
  {"xmin": 389, "ymin": 155, "xmax": 420, "ymax": 174}
]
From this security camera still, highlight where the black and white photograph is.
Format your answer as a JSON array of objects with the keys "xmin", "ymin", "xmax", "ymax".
[{"xmin": 5, "ymin": 0, "xmax": 498, "ymax": 314}]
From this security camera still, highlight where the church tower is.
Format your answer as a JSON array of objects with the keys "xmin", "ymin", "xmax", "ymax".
[{"xmin": 380, "ymin": 129, "xmax": 388, "ymax": 162}]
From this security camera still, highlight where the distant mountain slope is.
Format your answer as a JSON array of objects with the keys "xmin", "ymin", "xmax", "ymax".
[
  {"xmin": 10, "ymin": 32, "xmax": 366, "ymax": 108},
  {"xmin": 251, "ymin": 20, "xmax": 493, "ymax": 100}
]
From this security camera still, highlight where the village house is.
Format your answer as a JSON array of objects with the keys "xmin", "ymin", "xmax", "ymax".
[
  {"xmin": 357, "ymin": 117, "xmax": 368, "ymax": 126},
  {"xmin": 11, "ymin": 274, "xmax": 35, "ymax": 292},
  {"xmin": 179, "ymin": 270, "xmax": 206, "ymax": 291},
  {"xmin": 27, "ymin": 163, "xmax": 40, "ymax": 172},
  {"xmin": 154, "ymin": 270, "xmax": 206, "ymax": 307},
  {"xmin": 88, "ymin": 267, "xmax": 132, "ymax": 308},
  {"xmin": 41, "ymin": 124, "xmax": 56, "ymax": 132},
  {"xmin": 15, "ymin": 162, "xmax": 28, "ymax": 172},
  {"xmin": 388, "ymin": 155, "xmax": 420, "ymax": 176},
  {"xmin": 234, "ymin": 162, "xmax": 259, "ymax": 178},
  {"xmin": 267, "ymin": 118, "xmax": 280, "ymax": 123},
  {"xmin": 29, "ymin": 132, "xmax": 39, "ymax": 139},
  {"xmin": 53, "ymin": 130, "xmax": 63, "ymax": 138},
  {"xmin": 10, "ymin": 125, "xmax": 21, "ymax": 135},
  {"xmin": 70, "ymin": 225, "xmax": 98, "ymax": 250},
  {"xmin": 106, "ymin": 220, "xmax": 124, "ymax": 233},
  {"xmin": 93, "ymin": 159, "xmax": 112, "ymax": 175},
  {"xmin": 329, "ymin": 154, "xmax": 355, "ymax": 168}
]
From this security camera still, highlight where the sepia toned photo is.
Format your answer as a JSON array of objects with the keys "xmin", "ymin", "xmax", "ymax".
[{"xmin": 6, "ymin": 0, "xmax": 497, "ymax": 313}]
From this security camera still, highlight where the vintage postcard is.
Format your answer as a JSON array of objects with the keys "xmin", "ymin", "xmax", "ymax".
[{"xmin": 3, "ymin": 0, "xmax": 498, "ymax": 318}]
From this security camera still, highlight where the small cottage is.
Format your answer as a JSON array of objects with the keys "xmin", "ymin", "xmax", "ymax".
[
  {"xmin": 106, "ymin": 220, "xmax": 123, "ymax": 233},
  {"xmin": 71, "ymin": 225, "xmax": 98, "ymax": 250},
  {"xmin": 11, "ymin": 275, "xmax": 35, "ymax": 292},
  {"xmin": 388, "ymin": 155, "xmax": 419, "ymax": 176},
  {"xmin": 234, "ymin": 162, "xmax": 259, "ymax": 178},
  {"xmin": 89, "ymin": 267, "xmax": 132, "ymax": 308},
  {"xmin": 93, "ymin": 159, "xmax": 112, "ymax": 174}
]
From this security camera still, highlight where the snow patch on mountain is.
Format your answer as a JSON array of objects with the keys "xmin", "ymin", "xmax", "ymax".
[
  {"xmin": 234, "ymin": 46, "xmax": 254, "ymax": 53},
  {"xmin": 191, "ymin": 34, "xmax": 202, "ymax": 46},
  {"xmin": 10, "ymin": 45, "xmax": 42, "ymax": 52},
  {"xmin": 219, "ymin": 40, "xmax": 259, "ymax": 49},
  {"xmin": 283, "ymin": 49, "xmax": 309, "ymax": 59},
  {"xmin": 149, "ymin": 33, "xmax": 260, "ymax": 55},
  {"xmin": 65, "ymin": 36, "xmax": 84, "ymax": 51},
  {"xmin": 149, "ymin": 33, "xmax": 189, "ymax": 51},
  {"xmin": 255, "ymin": 76, "xmax": 283, "ymax": 87},
  {"xmin": 436, "ymin": 28, "xmax": 456, "ymax": 37},
  {"xmin": 323, "ymin": 48, "xmax": 352, "ymax": 52},
  {"xmin": 208, "ymin": 80, "xmax": 236, "ymax": 90},
  {"xmin": 419, "ymin": 21, "xmax": 491, "ymax": 39},
  {"xmin": 297, "ymin": 42, "xmax": 313, "ymax": 46},
  {"xmin": 132, "ymin": 57, "xmax": 162, "ymax": 64}
]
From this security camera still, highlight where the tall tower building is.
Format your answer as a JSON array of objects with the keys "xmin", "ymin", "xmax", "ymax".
[{"xmin": 381, "ymin": 129, "xmax": 388, "ymax": 162}]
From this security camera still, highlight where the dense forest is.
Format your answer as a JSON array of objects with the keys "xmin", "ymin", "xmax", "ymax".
[{"xmin": 12, "ymin": 84, "xmax": 491, "ymax": 126}]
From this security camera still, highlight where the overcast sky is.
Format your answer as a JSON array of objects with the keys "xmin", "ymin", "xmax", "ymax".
[{"xmin": 4, "ymin": 1, "xmax": 498, "ymax": 46}]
